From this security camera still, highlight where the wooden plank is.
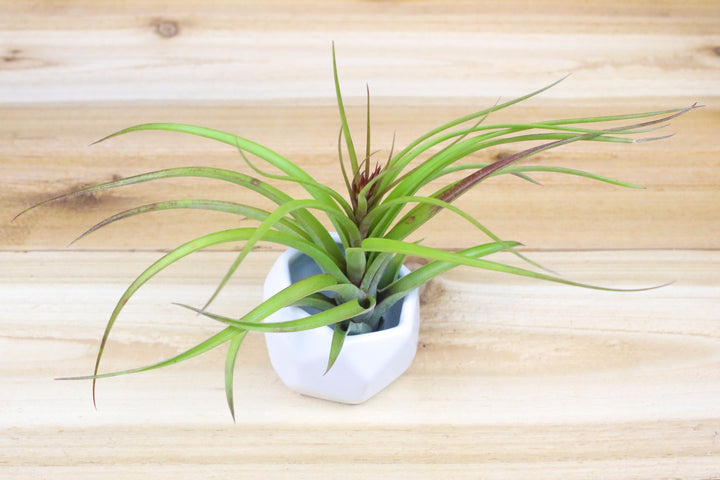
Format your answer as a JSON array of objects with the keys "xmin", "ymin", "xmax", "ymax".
[
  {"xmin": 1, "ymin": 249, "xmax": 719, "ymax": 478},
  {"xmin": 4, "ymin": 101, "xmax": 718, "ymax": 250},
  {"xmin": 2, "ymin": 1, "xmax": 719, "ymax": 478},
  {"xmin": 3, "ymin": 1, "xmax": 718, "ymax": 250},
  {"xmin": 0, "ymin": 1, "xmax": 719, "ymax": 103}
]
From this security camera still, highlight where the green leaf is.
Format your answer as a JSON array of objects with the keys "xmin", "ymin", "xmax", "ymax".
[
  {"xmin": 367, "ymin": 241, "xmax": 520, "ymax": 324},
  {"xmin": 71, "ymin": 199, "xmax": 309, "ymax": 245},
  {"xmin": 225, "ymin": 332, "xmax": 247, "ymax": 423},
  {"xmin": 337, "ymin": 127, "xmax": 353, "ymax": 198},
  {"xmin": 236, "ymin": 146, "xmax": 355, "ymax": 218},
  {"xmin": 361, "ymin": 251, "xmax": 395, "ymax": 294},
  {"xmin": 182, "ymin": 296, "xmax": 376, "ymax": 333},
  {"xmin": 88, "ymin": 229, "xmax": 349, "ymax": 406},
  {"xmin": 15, "ymin": 166, "xmax": 343, "ymax": 267},
  {"xmin": 383, "ymin": 241, "xmax": 521, "ymax": 296},
  {"xmin": 375, "ymin": 251, "xmax": 408, "ymax": 292},
  {"xmin": 179, "ymin": 273, "xmax": 366, "ymax": 331},
  {"xmin": 95, "ymin": 125, "xmax": 345, "ymax": 264},
  {"xmin": 434, "ymin": 163, "xmax": 645, "ymax": 189},
  {"xmin": 291, "ymin": 292, "xmax": 337, "ymax": 311},
  {"xmin": 366, "ymin": 195, "xmax": 546, "ymax": 272},
  {"xmin": 373, "ymin": 104, "xmax": 698, "ymax": 242},
  {"xmin": 58, "ymin": 326, "xmax": 242, "ymax": 381},
  {"xmin": 536, "ymin": 105, "xmax": 699, "ymax": 128},
  {"xmin": 389, "ymin": 120, "xmax": 660, "ymax": 185},
  {"xmin": 362, "ymin": 238, "xmax": 665, "ymax": 292},
  {"xmin": 345, "ymin": 247, "xmax": 367, "ymax": 286},
  {"xmin": 14, "ymin": 166, "xmax": 292, "ymax": 220},
  {"xmin": 202, "ymin": 198, "xmax": 362, "ymax": 311},
  {"xmin": 326, "ymin": 321, "xmax": 349, "ymax": 374},
  {"xmin": 385, "ymin": 76, "xmax": 570, "ymax": 179},
  {"xmin": 332, "ymin": 43, "xmax": 359, "ymax": 174},
  {"xmin": 387, "ymin": 131, "xmax": 630, "ymax": 209},
  {"xmin": 382, "ymin": 106, "xmax": 690, "ymax": 244},
  {"xmin": 94, "ymin": 123, "xmax": 317, "ymax": 192}
]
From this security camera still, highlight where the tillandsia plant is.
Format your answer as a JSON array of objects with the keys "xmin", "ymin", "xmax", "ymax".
[{"xmin": 16, "ymin": 45, "xmax": 697, "ymax": 419}]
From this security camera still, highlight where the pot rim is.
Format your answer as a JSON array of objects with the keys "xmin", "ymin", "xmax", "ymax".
[{"xmin": 265, "ymin": 240, "xmax": 419, "ymax": 339}]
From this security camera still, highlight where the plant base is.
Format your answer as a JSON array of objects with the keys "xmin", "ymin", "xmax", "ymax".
[{"xmin": 263, "ymin": 245, "xmax": 420, "ymax": 404}]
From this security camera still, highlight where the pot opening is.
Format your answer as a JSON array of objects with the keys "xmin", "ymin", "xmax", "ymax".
[{"xmin": 288, "ymin": 252, "xmax": 404, "ymax": 333}]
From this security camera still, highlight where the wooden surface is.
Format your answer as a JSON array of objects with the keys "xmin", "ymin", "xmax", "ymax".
[
  {"xmin": 2, "ymin": 1, "xmax": 720, "ymax": 479},
  {"xmin": 2, "ymin": 250, "xmax": 720, "ymax": 479},
  {"xmin": 4, "ymin": 102, "xmax": 719, "ymax": 251}
]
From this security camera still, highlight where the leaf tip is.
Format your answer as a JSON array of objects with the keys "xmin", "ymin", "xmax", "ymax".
[
  {"xmin": 92, "ymin": 381, "xmax": 98, "ymax": 410},
  {"xmin": 12, "ymin": 202, "xmax": 42, "ymax": 222},
  {"xmin": 634, "ymin": 133, "xmax": 675, "ymax": 143},
  {"xmin": 90, "ymin": 132, "xmax": 115, "ymax": 146},
  {"xmin": 229, "ymin": 405, "xmax": 237, "ymax": 423},
  {"xmin": 323, "ymin": 355, "xmax": 339, "ymax": 376}
]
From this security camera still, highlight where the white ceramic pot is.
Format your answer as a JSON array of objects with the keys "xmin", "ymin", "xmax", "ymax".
[{"xmin": 262, "ymin": 238, "xmax": 420, "ymax": 404}]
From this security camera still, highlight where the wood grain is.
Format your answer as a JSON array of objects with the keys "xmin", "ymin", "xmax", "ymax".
[
  {"xmin": 2, "ymin": 250, "xmax": 719, "ymax": 479},
  {"xmin": 1, "ymin": 1, "xmax": 719, "ymax": 103},
  {"xmin": 2, "ymin": 1, "xmax": 719, "ymax": 479},
  {"xmin": 4, "ymin": 101, "xmax": 719, "ymax": 250}
]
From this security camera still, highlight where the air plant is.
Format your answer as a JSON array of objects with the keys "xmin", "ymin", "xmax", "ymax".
[{"xmin": 15, "ymin": 46, "xmax": 697, "ymax": 419}]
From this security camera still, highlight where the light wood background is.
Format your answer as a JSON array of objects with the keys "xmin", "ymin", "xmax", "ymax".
[{"xmin": 2, "ymin": 1, "xmax": 719, "ymax": 479}]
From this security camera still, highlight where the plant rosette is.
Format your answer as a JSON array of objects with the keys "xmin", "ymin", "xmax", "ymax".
[
  {"xmin": 263, "ymin": 233, "xmax": 420, "ymax": 404},
  {"xmin": 14, "ymin": 44, "xmax": 699, "ymax": 420}
]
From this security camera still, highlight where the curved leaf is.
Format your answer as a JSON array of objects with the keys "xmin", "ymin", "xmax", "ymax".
[
  {"xmin": 181, "ymin": 296, "xmax": 376, "ymax": 333},
  {"xmin": 291, "ymin": 292, "xmax": 337, "ymax": 311},
  {"xmin": 366, "ymin": 195, "xmax": 546, "ymax": 273},
  {"xmin": 96, "ymin": 125, "xmax": 344, "ymax": 262},
  {"xmin": 225, "ymin": 331, "xmax": 247, "ymax": 423},
  {"xmin": 385, "ymin": 241, "xmax": 520, "ymax": 295},
  {"xmin": 237, "ymin": 146, "xmax": 354, "ymax": 218},
  {"xmin": 433, "ymin": 163, "xmax": 645, "ymax": 189},
  {"xmin": 383, "ymin": 128, "xmax": 655, "ymax": 243},
  {"xmin": 15, "ymin": 166, "xmax": 291, "ymax": 220},
  {"xmin": 88, "ymin": 228, "xmax": 349, "ymax": 406},
  {"xmin": 385, "ymin": 76, "xmax": 570, "ymax": 179},
  {"xmin": 326, "ymin": 321, "xmax": 349, "ymax": 374},
  {"xmin": 362, "ymin": 238, "xmax": 666, "ymax": 292},
  {"xmin": 368, "ymin": 241, "xmax": 520, "ymax": 323},
  {"xmin": 345, "ymin": 247, "xmax": 367, "ymax": 287},
  {"xmin": 72, "ymin": 199, "xmax": 309, "ymax": 245},
  {"xmin": 202, "ymin": 198, "xmax": 362, "ymax": 311},
  {"xmin": 375, "ymin": 105, "xmax": 698, "ymax": 241},
  {"xmin": 95, "ymin": 123, "xmax": 318, "ymax": 193},
  {"xmin": 332, "ymin": 43, "xmax": 358, "ymax": 173},
  {"xmin": 179, "ymin": 273, "xmax": 366, "ymax": 332},
  {"xmin": 58, "ymin": 326, "xmax": 242, "ymax": 381}
]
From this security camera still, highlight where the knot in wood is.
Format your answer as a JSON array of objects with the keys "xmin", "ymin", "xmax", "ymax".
[{"xmin": 155, "ymin": 20, "xmax": 180, "ymax": 38}]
